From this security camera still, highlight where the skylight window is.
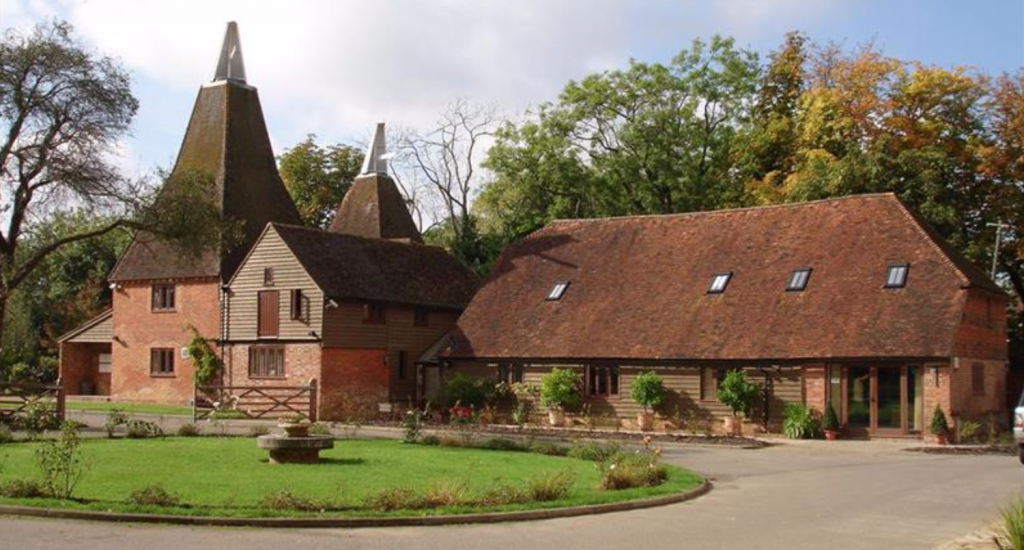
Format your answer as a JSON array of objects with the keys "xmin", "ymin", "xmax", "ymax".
[
  {"xmin": 707, "ymin": 272, "xmax": 732, "ymax": 294},
  {"xmin": 547, "ymin": 281, "xmax": 570, "ymax": 301},
  {"xmin": 885, "ymin": 264, "xmax": 909, "ymax": 288},
  {"xmin": 787, "ymin": 268, "xmax": 812, "ymax": 291}
]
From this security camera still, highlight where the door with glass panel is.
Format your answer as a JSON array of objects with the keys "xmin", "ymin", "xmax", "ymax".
[{"xmin": 839, "ymin": 365, "xmax": 923, "ymax": 435}]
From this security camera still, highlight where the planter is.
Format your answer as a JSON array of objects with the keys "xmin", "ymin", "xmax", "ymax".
[
  {"xmin": 824, "ymin": 429, "xmax": 840, "ymax": 441},
  {"xmin": 278, "ymin": 422, "xmax": 310, "ymax": 438},
  {"xmin": 548, "ymin": 409, "xmax": 565, "ymax": 427},
  {"xmin": 636, "ymin": 412, "xmax": 655, "ymax": 432},
  {"xmin": 722, "ymin": 415, "xmax": 741, "ymax": 436},
  {"xmin": 933, "ymin": 432, "xmax": 948, "ymax": 446}
]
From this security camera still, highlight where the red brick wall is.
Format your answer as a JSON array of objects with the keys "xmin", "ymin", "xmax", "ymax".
[
  {"xmin": 954, "ymin": 289, "xmax": 1009, "ymax": 360},
  {"xmin": 110, "ymin": 279, "xmax": 220, "ymax": 403},
  {"xmin": 223, "ymin": 343, "xmax": 321, "ymax": 388},
  {"xmin": 802, "ymin": 364, "xmax": 827, "ymax": 414},
  {"xmin": 320, "ymin": 348, "xmax": 388, "ymax": 420},
  {"xmin": 59, "ymin": 343, "xmax": 111, "ymax": 396},
  {"xmin": 922, "ymin": 363, "xmax": 953, "ymax": 432},
  {"xmin": 949, "ymin": 358, "xmax": 1007, "ymax": 419}
]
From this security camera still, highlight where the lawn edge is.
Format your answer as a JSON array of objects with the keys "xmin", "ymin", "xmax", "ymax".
[{"xmin": 0, "ymin": 479, "xmax": 711, "ymax": 528}]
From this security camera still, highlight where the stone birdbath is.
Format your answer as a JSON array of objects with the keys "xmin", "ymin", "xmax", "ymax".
[{"xmin": 257, "ymin": 420, "xmax": 333, "ymax": 464}]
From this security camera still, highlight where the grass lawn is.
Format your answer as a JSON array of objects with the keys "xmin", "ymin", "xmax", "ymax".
[{"xmin": 0, "ymin": 438, "xmax": 703, "ymax": 518}]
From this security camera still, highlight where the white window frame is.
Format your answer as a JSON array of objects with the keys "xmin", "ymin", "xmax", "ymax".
[
  {"xmin": 708, "ymin": 272, "xmax": 732, "ymax": 294},
  {"xmin": 98, "ymin": 353, "xmax": 112, "ymax": 374},
  {"xmin": 547, "ymin": 281, "xmax": 570, "ymax": 301}
]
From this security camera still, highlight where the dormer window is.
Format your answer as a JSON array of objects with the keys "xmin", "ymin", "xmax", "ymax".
[
  {"xmin": 707, "ymin": 272, "xmax": 732, "ymax": 294},
  {"xmin": 787, "ymin": 268, "xmax": 812, "ymax": 291},
  {"xmin": 547, "ymin": 281, "xmax": 570, "ymax": 301},
  {"xmin": 885, "ymin": 263, "xmax": 909, "ymax": 288}
]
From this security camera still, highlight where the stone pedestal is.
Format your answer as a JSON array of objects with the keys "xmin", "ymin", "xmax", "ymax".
[{"xmin": 257, "ymin": 435, "xmax": 334, "ymax": 464}]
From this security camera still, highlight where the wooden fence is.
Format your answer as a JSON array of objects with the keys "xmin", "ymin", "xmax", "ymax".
[
  {"xmin": 193, "ymin": 379, "xmax": 318, "ymax": 422},
  {"xmin": 0, "ymin": 381, "xmax": 65, "ymax": 424}
]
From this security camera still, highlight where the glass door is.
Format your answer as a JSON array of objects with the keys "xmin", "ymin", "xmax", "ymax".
[
  {"xmin": 875, "ymin": 367, "xmax": 902, "ymax": 431},
  {"xmin": 846, "ymin": 367, "xmax": 871, "ymax": 429}
]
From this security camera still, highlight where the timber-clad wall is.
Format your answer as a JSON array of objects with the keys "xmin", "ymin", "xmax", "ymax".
[
  {"xmin": 447, "ymin": 362, "xmax": 803, "ymax": 426},
  {"xmin": 225, "ymin": 228, "xmax": 323, "ymax": 341}
]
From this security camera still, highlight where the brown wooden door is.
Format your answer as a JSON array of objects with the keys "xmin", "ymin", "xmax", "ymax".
[{"xmin": 257, "ymin": 291, "xmax": 279, "ymax": 338}]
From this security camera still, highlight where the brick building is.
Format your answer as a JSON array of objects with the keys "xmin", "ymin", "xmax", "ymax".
[{"xmin": 444, "ymin": 194, "xmax": 1010, "ymax": 438}]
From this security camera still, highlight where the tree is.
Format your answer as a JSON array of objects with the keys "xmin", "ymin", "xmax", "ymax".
[
  {"xmin": 396, "ymin": 99, "xmax": 500, "ymax": 272},
  {"xmin": 278, "ymin": 135, "xmax": 362, "ymax": 229},
  {"xmin": 0, "ymin": 21, "xmax": 224, "ymax": 362}
]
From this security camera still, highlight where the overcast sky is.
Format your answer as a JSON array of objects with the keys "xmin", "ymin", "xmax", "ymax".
[{"xmin": 3, "ymin": 0, "xmax": 1022, "ymax": 178}]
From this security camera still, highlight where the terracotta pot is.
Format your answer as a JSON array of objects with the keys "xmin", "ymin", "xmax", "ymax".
[
  {"xmin": 548, "ymin": 409, "xmax": 565, "ymax": 427},
  {"xmin": 722, "ymin": 415, "xmax": 741, "ymax": 436},
  {"xmin": 934, "ymin": 432, "xmax": 948, "ymax": 445},
  {"xmin": 636, "ymin": 412, "xmax": 655, "ymax": 432},
  {"xmin": 278, "ymin": 422, "xmax": 309, "ymax": 438},
  {"xmin": 824, "ymin": 429, "xmax": 840, "ymax": 441}
]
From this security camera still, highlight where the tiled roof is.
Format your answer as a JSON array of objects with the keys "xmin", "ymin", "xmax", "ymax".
[
  {"xmin": 449, "ymin": 193, "xmax": 1005, "ymax": 362},
  {"xmin": 328, "ymin": 173, "xmax": 423, "ymax": 243},
  {"xmin": 272, "ymin": 224, "xmax": 477, "ymax": 309}
]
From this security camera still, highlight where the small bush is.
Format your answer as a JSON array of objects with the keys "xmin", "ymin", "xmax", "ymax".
[
  {"xmin": 997, "ymin": 495, "xmax": 1024, "ymax": 550},
  {"xmin": 420, "ymin": 434, "xmax": 441, "ymax": 446},
  {"xmin": 129, "ymin": 484, "xmax": 182, "ymax": 507},
  {"xmin": 0, "ymin": 478, "xmax": 46, "ymax": 498},
  {"xmin": 20, "ymin": 401, "xmax": 59, "ymax": 438},
  {"xmin": 599, "ymin": 454, "xmax": 668, "ymax": 490},
  {"xmin": 176, "ymin": 423, "xmax": 202, "ymax": 437},
  {"xmin": 35, "ymin": 422, "xmax": 86, "ymax": 500},
  {"xmin": 782, "ymin": 403, "xmax": 821, "ymax": 440},
  {"xmin": 956, "ymin": 419, "xmax": 981, "ymax": 443},
  {"xmin": 630, "ymin": 372, "xmax": 665, "ymax": 413},
  {"xmin": 438, "ymin": 436, "xmax": 466, "ymax": 448},
  {"xmin": 527, "ymin": 441, "xmax": 567, "ymax": 456},
  {"xmin": 259, "ymin": 489, "xmax": 329, "ymax": 512},
  {"xmin": 402, "ymin": 408, "xmax": 425, "ymax": 443},
  {"xmin": 930, "ymin": 406, "xmax": 949, "ymax": 436},
  {"xmin": 248, "ymin": 425, "xmax": 271, "ymax": 437},
  {"xmin": 308, "ymin": 422, "xmax": 332, "ymax": 436},
  {"xmin": 363, "ymin": 488, "xmax": 419, "ymax": 512},
  {"xmin": 126, "ymin": 419, "xmax": 164, "ymax": 439},
  {"xmin": 104, "ymin": 408, "xmax": 129, "ymax": 438},
  {"xmin": 567, "ymin": 440, "xmax": 621, "ymax": 462},
  {"xmin": 420, "ymin": 480, "xmax": 470, "ymax": 508},
  {"xmin": 539, "ymin": 368, "xmax": 582, "ymax": 411},
  {"xmin": 0, "ymin": 423, "xmax": 13, "ymax": 444},
  {"xmin": 526, "ymin": 470, "xmax": 574, "ymax": 501},
  {"xmin": 717, "ymin": 370, "xmax": 759, "ymax": 418},
  {"xmin": 443, "ymin": 373, "xmax": 490, "ymax": 409},
  {"xmin": 823, "ymin": 404, "xmax": 840, "ymax": 432},
  {"xmin": 476, "ymin": 483, "xmax": 530, "ymax": 506},
  {"xmin": 482, "ymin": 438, "xmax": 524, "ymax": 452}
]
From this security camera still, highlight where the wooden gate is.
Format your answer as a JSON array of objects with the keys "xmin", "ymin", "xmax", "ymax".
[
  {"xmin": 0, "ymin": 382, "xmax": 65, "ymax": 424},
  {"xmin": 193, "ymin": 379, "xmax": 318, "ymax": 422}
]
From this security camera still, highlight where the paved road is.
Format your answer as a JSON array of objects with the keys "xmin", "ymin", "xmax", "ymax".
[{"xmin": 2, "ymin": 440, "xmax": 1020, "ymax": 550}]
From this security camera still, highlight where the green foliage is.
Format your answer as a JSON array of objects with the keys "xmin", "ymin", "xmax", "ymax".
[
  {"xmin": 442, "ymin": 373, "xmax": 494, "ymax": 409},
  {"xmin": 176, "ymin": 423, "xmax": 202, "ymax": 437},
  {"xmin": 997, "ymin": 495, "xmax": 1024, "ymax": 550},
  {"xmin": 308, "ymin": 422, "xmax": 332, "ymax": 436},
  {"xmin": 540, "ymin": 368, "xmax": 582, "ymax": 411},
  {"xmin": 187, "ymin": 326, "xmax": 222, "ymax": 386},
  {"xmin": 402, "ymin": 408, "xmax": 426, "ymax": 443},
  {"xmin": 0, "ymin": 478, "xmax": 46, "ymax": 498},
  {"xmin": 481, "ymin": 438, "xmax": 525, "ymax": 452},
  {"xmin": 0, "ymin": 423, "xmax": 13, "ymax": 444},
  {"xmin": 823, "ymin": 403, "xmax": 840, "ymax": 432},
  {"xmin": 420, "ymin": 434, "xmax": 441, "ymax": 446},
  {"xmin": 630, "ymin": 372, "xmax": 665, "ymax": 412},
  {"xmin": 527, "ymin": 441, "xmax": 568, "ymax": 456},
  {"xmin": 420, "ymin": 480, "xmax": 470, "ymax": 508},
  {"xmin": 716, "ymin": 370, "xmax": 759, "ymax": 417},
  {"xmin": 567, "ymin": 440, "xmax": 622, "ymax": 463},
  {"xmin": 125, "ymin": 419, "xmax": 163, "ymax": 439},
  {"xmin": 248, "ymin": 425, "xmax": 271, "ymax": 438},
  {"xmin": 363, "ymin": 487, "xmax": 420, "ymax": 512},
  {"xmin": 930, "ymin": 406, "xmax": 949, "ymax": 436},
  {"xmin": 956, "ymin": 418, "xmax": 981, "ymax": 443},
  {"xmin": 597, "ymin": 443, "xmax": 667, "ymax": 490},
  {"xmin": 782, "ymin": 403, "xmax": 822, "ymax": 440},
  {"xmin": 259, "ymin": 489, "xmax": 331, "ymax": 512},
  {"xmin": 128, "ymin": 484, "xmax": 182, "ymax": 507},
  {"xmin": 104, "ymin": 408, "xmax": 129, "ymax": 438},
  {"xmin": 477, "ymin": 483, "xmax": 532, "ymax": 506},
  {"xmin": 19, "ymin": 401, "xmax": 59, "ymax": 438},
  {"xmin": 526, "ymin": 470, "xmax": 574, "ymax": 501},
  {"xmin": 34, "ymin": 422, "xmax": 86, "ymax": 499},
  {"xmin": 278, "ymin": 135, "xmax": 363, "ymax": 229}
]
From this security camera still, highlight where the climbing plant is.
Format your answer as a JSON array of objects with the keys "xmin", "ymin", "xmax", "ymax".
[{"xmin": 187, "ymin": 326, "xmax": 222, "ymax": 386}]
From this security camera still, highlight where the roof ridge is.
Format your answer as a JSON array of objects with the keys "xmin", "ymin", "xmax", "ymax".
[
  {"xmin": 272, "ymin": 222, "xmax": 439, "ymax": 250},
  {"xmin": 549, "ymin": 192, "xmax": 898, "ymax": 225}
]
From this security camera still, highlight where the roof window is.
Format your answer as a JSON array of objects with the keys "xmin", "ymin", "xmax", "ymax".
[
  {"xmin": 547, "ymin": 281, "xmax": 570, "ymax": 301},
  {"xmin": 708, "ymin": 272, "xmax": 732, "ymax": 294},
  {"xmin": 885, "ymin": 264, "xmax": 909, "ymax": 288},
  {"xmin": 787, "ymin": 268, "xmax": 812, "ymax": 291}
]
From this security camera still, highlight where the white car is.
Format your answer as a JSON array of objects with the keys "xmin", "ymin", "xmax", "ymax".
[{"xmin": 1016, "ymin": 392, "xmax": 1024, "ymax": 464}]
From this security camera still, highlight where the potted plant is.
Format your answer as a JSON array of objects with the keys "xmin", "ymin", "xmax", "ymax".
[
  {"xmin": 716, "ymin": 370, "xmax": 759, "ymax": 436},
  {"xmin": 823, "ymin": 403, "xmax": 840, "ymax": 441},
  {"xmin": 278, "ymin": 414, "xmax": 309, "ymax": 437},
  {"xmin": 540, "ymin": 368, "xmax": 582, "ymax": 427},
  {"xmin": 631, "ymin": 371, "xmax": 664, "ymax": 431},
  {"xmin": 930, "ymin": 405, "xmax": 949, "ymax": 445}
]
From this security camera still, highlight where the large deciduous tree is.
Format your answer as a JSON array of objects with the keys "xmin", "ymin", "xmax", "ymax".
[{"xmin": 278, "ymin": 135, "xmax": 363, "ymax": 230}]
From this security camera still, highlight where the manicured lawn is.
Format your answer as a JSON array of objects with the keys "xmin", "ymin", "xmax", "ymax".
[
  {"xmin": 65, "ymin": 401, "xmax": 192, "ymax": 416},
  {"xmin": 0, "ymin": 437, "xmax": 702, "ymax": 518}
]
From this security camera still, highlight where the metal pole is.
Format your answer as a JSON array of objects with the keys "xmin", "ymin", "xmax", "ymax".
[{"xmin": 987, "ymin": 221, "xmax": 1009, "ymax": 280}]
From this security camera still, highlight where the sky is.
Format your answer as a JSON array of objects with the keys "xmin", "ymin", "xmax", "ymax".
[{"xmin": 2, "ymin": 0, "xmax": 1022, "ymax": 178}]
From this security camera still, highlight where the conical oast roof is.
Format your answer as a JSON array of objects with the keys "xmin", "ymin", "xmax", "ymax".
[{"xmin": 110, "ymin": 22, "xmax": 301, "ymax": 282}]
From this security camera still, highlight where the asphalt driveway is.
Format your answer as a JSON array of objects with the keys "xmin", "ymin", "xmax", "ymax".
[{"xmin": 1, "ymin": 439, "xmax": 1020, "ymax": 550}]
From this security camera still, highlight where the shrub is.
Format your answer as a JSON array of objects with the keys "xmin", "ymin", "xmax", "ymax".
[
  {"xmin": 104, "ymin": 408, "xmax": 129, "ymax": 438},
  {"xmin": 35, "ymin": 422, "xmax": 86, "ymax": 500},
  {"xmin": 443, "ymin": 374, "xmax": 489, "ymax": 409},
  {"xmin": 308, "ymin": 422, "xmax": 332, "ymax": 436},
  {"xmin": 176, "ymin": 423, "xmax": 202, "ymax": 437},
  {"xmin": 0, "ymin": 423, "xmax": 13, "ymax": 444},
  {"xmin": 187, "ymin": 326, "xmax": 222, "ymax": 386},
  {"xmin": 956, "ymin": 419, "xmax": 981, "ymax": 443},
  {"xmin": 540, "ymin": 368, "xmax": 582, "ymax": 411},
  {"xmin": 259, "ymin": 489, "xmax": 329, "ymax": 512},
  {"xmin": 248, "ymin": 425, "xmax": 271, "ymax": 437},
  {"xmin": 782, "ymin": 403, "xmax": 821, "ymax": 440},
  {"xmin": 129, "ymin": 484, "xmax": 182, "ymax": 507},
  {"xmin": 823, "ymin": 404, "xmax": 840, "ymax": 432},
  {"xmin": 526, "ymin": 470, "xmax": 574, "ymax": 501},
  {"xmin": 597, "ymin": 440, "xmax": 667, "ymax": 490},
  {"xmin": 527, "ymin": 441, "xmax": 568, "ymax": 456},
  {"xmin": 930, "ymin": 406, "xmax": 949, "ymax": 436},
  {"xmin": 482, "ymin": 438, "xmax": 524, "ymax": 452},
  {"xmin": 0, "ymin": 478, "xmax": 46, "ymax": 498},
  {"xmin": 997, "ymin": 495, "xmax": 1024, "ymax": 550},
  {"xmin": 717, "ymin": 370, "xmax": 759, "ymax": 418},
  {"xmin": 126, "ymin": 419, "xmax": 164, "ymax": 439},
  {"xmin": 420, "ymin": 480, "xmax": 470, "ymax": 508},
  {"xmin": 476, "ymin": 483, "xmax": 530, "ymax": 506},
  {"xmin": 402, "ymin": 408, "xmax": 425, "ymax": 443},
  {"xmin": 567, "ymin": 440, "xmax": 621, "ymax": 462},
  {"xmin": 20, "ymin": 400, "xmax": 59, "ymax": 438},
  {"xmin": 420, "ymin": 434, "xmax": 441, "ymax": 446},
  {"xmin": 363, "ymin": 488, "xmax": 419, "ymax": 512},
  {"xmin": 630, "ymin": 372, "xmax": 665, "ymax": 413}
]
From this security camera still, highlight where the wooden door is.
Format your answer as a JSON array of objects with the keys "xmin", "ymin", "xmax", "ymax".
[{"xmin": 257, "ymin": 291, "xmax": 279, "ymax": 338}]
